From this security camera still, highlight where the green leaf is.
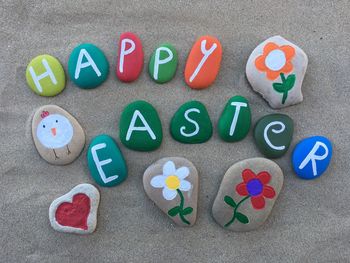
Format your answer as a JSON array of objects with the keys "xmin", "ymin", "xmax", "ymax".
[
  {"xmin": 236, "ymin": 212, "xmax": 249, "ymax": 224},
  {"xmin": 285, "ymin": 74, "xmax": 296, "ymax": 90},
  {"xmin": 182, "ymin": 207, "xmax": 193, "ymax": 215},
  {"xmin": 272, "ymin": 82, "xmax": 286, "ymax": 93},
  {"xmin": 224, "ymin": 196, "xmax": 236, "ymax": 207},
  {"xmin": 168, "ymin": 206, "xmax": 180, "ymax": 217}
]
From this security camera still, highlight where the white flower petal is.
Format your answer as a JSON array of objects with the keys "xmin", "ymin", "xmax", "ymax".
[
  {"xmin": 162, "ymin": 187, "xmax": 177, "ymax": 200},
  {"xmin": 163, "ymin": 161, "xmax": 176, "ymax": 177},
  {"xmin": 150, "ymin": 175, "xmax": 166, "ymax": 188},
  {"xmin": 175, "ymin": 166, "xmax": 190, "ymax": 179},
  {"xmin": 179, "ymin": 180, "xmax": 191, "ymax": 192}
]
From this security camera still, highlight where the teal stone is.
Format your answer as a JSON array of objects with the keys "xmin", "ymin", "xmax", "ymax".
[
  {"xmin": 170, "ymin": 100, "xmax": 213, "ymax": 144},
  {"xmin": 68, "ymin": 43, "xmax": 109, "ymax": 89},
  {"xmin": 218, "ymin": 96, "xmax": 251, "ymax": 142},
  {"xmin": 254, "ymin": 114, "xmax": 294, "ymax": 158},
  {"xmin": 119, "ymin": 100, "xmax": 163, "ymax": 151},
  {"xmin": 148, "ymin": 43, "xmax": 178, "ymax": 84},
  {"xmin": 87, "ymin": 134, "xmax": 127, "ymax": 187}
]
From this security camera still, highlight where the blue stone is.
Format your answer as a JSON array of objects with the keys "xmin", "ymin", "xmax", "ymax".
[{"xmin": 292, "ymin": 136, "xmax": 332, "ymax": 179}]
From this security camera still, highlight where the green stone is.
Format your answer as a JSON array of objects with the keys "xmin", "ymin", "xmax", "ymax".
[
  {"xmin": 170, "ymin": 100, "xmax": 213, "ymax": 144},
  {"xmin": 68, "ymin": 43, "xmax": 109, "ymax": 89},
  {"xmin": 87, "ymin": 134, "xmax": 127, "ymax": 187},
  {"xmin": 148, "ymin": 43, "xmax": 178, "ymax": 84},
  {"xmin": 254, "ymin": 113, "xmax": 294, "ymax": 158},
  {"xmin": 218, "ymin": 96, "xmax": 251, "ymax": 142},
  {"xmin": 26, "ymin": 54, "xmax": 66, "ymax": 97},
  {"xmin": 119, "ymin": 100, "xmax": 163, "ymax": 151}
]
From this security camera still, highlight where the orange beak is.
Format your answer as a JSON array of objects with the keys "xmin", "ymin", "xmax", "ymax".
[{"xmin": 51, "ymin": 128, "xmax": 57, "ymax": 136}]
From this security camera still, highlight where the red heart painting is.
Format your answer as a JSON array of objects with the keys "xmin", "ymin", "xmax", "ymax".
[{"xmin": 55, "ymin": 193, "xmax": 91, "ymax": 230}]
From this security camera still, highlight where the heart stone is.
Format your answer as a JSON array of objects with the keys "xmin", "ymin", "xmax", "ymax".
[
  {"xmin": 49, "ymin": 184, "xmax": 100, "ymax": 234},
  {"xmin": 143, "ymin": 157, "xmax": 199, "ymax": 226},
  {"xmin": 246, "ymin": 35, "xmax": 308, "ymax": 108},
  {"xmin": 32, "ymin": 105, "xmax": 85, "ymax": 165},
  {"xmin": 212, "ymin": 158, "xmax": 283, "ymax": 231}
]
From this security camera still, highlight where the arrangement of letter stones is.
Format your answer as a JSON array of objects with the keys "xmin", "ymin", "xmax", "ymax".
[{"xmin": 24, "ymin": 33, "xmax": 334, "ymax": 234}]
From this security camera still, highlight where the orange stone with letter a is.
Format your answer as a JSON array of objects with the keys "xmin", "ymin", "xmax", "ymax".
[{"xmin": 184, "ymin": 35, "xmax": 222, "ymax": 90}]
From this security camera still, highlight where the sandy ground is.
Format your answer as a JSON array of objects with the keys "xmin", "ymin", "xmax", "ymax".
[{"xmin": 1, "ymin": 0, "xmax": 349, "ymax": 262}]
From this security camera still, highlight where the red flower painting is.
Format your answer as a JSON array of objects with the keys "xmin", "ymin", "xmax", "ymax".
[{"xmin": 236, "ymin": 169, "xmax": 276, "ymax": 209}]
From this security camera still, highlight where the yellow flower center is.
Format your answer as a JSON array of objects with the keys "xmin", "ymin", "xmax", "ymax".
[{"xmin": 165, "ymin": 175, "xmax": 180, "ymax": 190}]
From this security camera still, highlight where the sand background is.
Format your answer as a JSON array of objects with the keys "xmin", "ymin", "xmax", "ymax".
[{"xmin": 1, "ymin": 0, "xmax": 349, "ymax": 262}]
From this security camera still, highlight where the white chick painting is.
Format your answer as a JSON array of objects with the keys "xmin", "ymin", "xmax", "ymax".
[
  {"xmin": 36, "ymin": 110, "xmax": 73, "ymax": 159},
  {"xmin": 32, "ymin": 105, "xmax": 85, "ymax": 165}
]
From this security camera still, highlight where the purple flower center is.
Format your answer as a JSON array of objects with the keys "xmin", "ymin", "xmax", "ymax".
[{"xmin": 246, "ymin": 179, "xmax": 263, "ymax": 196}]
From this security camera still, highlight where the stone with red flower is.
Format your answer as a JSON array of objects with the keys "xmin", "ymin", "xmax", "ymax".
[{"xmin": 212, "ymin": 158, "xmax": 284, "ymax": 231}]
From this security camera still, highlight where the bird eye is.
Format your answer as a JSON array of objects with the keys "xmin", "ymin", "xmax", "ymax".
[
  {"xmin": 56, "ymin": 120, "xmax": 58, "ymax": 123},
  {"xmin": 43, "ymin": 125, "xmax": 46, "ymax": 128}
]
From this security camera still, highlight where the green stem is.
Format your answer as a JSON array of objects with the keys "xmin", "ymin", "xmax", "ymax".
[
  {"xmin": 224, "ymin": 196, "xmax": 250, "ymax": 227},
  {"xmin": 280, "ymin": 73, "xmax": 288, "ymax": 104},
  {"xmin": 177, "ymin": 189, "xmax": 190, "ymax": 225},
  {"xmin": 280, "ymin": 72, "xmax": 286, "ymax": 82}
]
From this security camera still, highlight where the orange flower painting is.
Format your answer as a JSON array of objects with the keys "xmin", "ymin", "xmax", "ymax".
[{"xmin": 255, "ymin": 42, "xmax": 296, "ymax": 104}]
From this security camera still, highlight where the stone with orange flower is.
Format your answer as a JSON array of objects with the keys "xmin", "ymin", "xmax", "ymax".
[
  {"xmin": 212, "ymin": 157, "xmax": 284, "ymax": 231},
  {"xmin": 143, "ymin": 157, "xmax": 199, "ymax": 226},
  {"xmin": 246, "ymin": 36, "xmax": 308, "ymax": 108}
]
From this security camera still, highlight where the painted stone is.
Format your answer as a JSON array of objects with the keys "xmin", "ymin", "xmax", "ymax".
[
  {"xmin": 212, "ymin": 157, "xmax": 283, "ymax": 231},
  {"xmin": 143, "ymin": 157, "xmax": 198, "ymax": 226},
  {"xmin": 68, "ymin": 43, "xmax": 109, "ymax": 89},
  {"xmin": 170, "ymin": 101, "xmax": 212, "ymax": 144},
  {"xmin": 116, "ymin": 32, "xmax": 143, "ymax": 82},
  {"xmin": 148, "ymin": 43, "xmax": 178, "ymax": 84},
  {"xmin": 246, "ymin": 35, "xmax": 308, "ymax": 108},
  {"xmin": 26, "ymin": 54, "xmax": 66, "ymax": 97},
  {"xmin": 292, "ymin": 136, "xmax": 332, "ymax": 180},
  {"xmin": 254, "ymin": 114, "xmax": 294, "ymax": 158},
  {"xmin": 49, "ymin": 183, "xmax": 100, "ymax": 234},
  {"xmin": 32, "ymin": 105, "xmax": 85, "ymax": 165},
  {"xmin": 119, "ymin": 100, "xmax": 163, "ymax": 151},
  {"xmin": 87, "ymin": 134, "xmax": 127, "ymax": 187},
  {"xmin": 184, "ymin": 35, "xmax": 222, "ymax": 89},
  {"xmin": 218, "ymin": 96, "xmax": 251, "ymax": 142}
]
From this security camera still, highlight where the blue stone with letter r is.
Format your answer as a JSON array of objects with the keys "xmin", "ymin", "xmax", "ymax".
[{"xmin": 292, "ymin": 136, "xmax": 332, "ymax": 180}]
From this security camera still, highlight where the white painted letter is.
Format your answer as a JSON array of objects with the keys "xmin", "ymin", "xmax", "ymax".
[
  {"xmin": 153, "ymin": 47, "xmax": 173, "ymax": 80},
  {"xmin": 91, "ymin": 143, "xmax": 118, "ymax": 183},
  {"xmin": 119, "ymin": 38, "xmax": 136, "ymax": 73},
  {"xmin": 75, "ymin": 49, "xmax": 101, "ymax": 79},
  {"xmin": 229, "ymin": 102, "xmax": 248, "ymax": 136},
  {"xmin": 189, "ymin": 40, "xmax": 217, "ymax": 82},
  {"xmin": 263, "ymin": 121, "xmax": 286, "ymax": 150},
  {"xmin": 126, "ymin": 110, "xmax": 156, "ymax": 141},
  {"xmin": 29, "ymin": 59, "xmax": 57, "ymax": 93},
  {"xmin": 298, "ymin": 141, "xmax": 329, "ymax": 176},
  {"xmin": 180, "ymin": 108, "xmax": 200, "ymax": 137}
]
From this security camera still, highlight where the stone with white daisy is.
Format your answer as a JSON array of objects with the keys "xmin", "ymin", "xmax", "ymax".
[{"xmin": 143, "ymin": 157, "xmax": 199, "ymax": 226}]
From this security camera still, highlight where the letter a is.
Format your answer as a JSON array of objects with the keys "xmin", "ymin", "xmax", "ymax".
[
  {"xmin": 75, "ymin": 49, "xmax": 101, "ymax": 79},
  {"xmin": 126, "ymin": 110, "xmax": 156, "ymax": 141}
]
